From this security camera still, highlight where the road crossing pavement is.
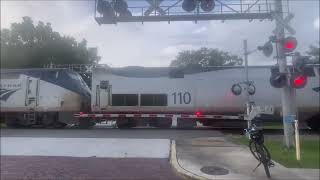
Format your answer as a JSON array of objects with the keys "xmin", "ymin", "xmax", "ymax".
[{"xmin": 0, "ymin": 137, "xmax": 182, "ymax": 180}]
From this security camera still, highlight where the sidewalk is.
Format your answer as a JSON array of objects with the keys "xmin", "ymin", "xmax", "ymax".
[{"xmin": 171, "ymin": 137, "xmax": 319, "ymax": 180}]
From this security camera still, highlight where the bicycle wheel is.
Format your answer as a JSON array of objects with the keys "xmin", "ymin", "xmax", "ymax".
[
  {"xmin": 249, "ymin": 141, "xmax": 271, "ymax": 162},
  {"xmin": 256, "ymin": 144, "xmax": 272, "ymax": 178},
  {"xmin": 260, "ymin": 144, "xmax": 271, "ymax": 163},
  {"xmin": 262, "ymin": 159, "xmax": 271, "ymax": 178},
  {"xmin": 249, "ymin": 140, "xmax": 260, "ymax": 160}
]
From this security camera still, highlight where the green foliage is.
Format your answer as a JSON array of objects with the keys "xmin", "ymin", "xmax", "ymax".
[
  {"xmin": 170, "ymin": 47, "xmax": 243, "ymax": 67},
  {"xmin": 306, "ymin": 43, "xmax": 320, "ymax": 64},
  {"xmin": 1, "ymin": 16, "xmax": 100, "ymax": 69}
]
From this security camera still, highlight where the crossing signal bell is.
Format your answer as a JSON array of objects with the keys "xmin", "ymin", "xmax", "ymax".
[
  {"xmin": 282, "ymin": 36, "xmax": 297, "ymax": 53},
  {"xmin": 258, "ymin": 41, "xmax": 273, "ymax": 57}
]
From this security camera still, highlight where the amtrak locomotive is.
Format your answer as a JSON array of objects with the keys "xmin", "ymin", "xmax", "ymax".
[{"xmin": 0, "ymin": 69, "xmax": 91, "ymax": 128}]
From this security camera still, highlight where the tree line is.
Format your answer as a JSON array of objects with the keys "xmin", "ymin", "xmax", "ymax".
[{"xmin": 1, "ymin": 16, "xmax": 100, "ymax": 69}]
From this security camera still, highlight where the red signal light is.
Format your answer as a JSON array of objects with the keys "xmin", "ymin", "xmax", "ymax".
[
  {"xmin": 195, "ymin": 111, "xmax": 202, "ymax": 117},
  {"xmin": 285, "ymin": 41, "xmax": 294, "ymax": 49},
  {"xmin": 291, "ymin": 75, "xmax": 307, "ymax": 89},
  {"xmin": 283, "ymin": 36, "xmax": 297, "ymax": 53},
  {"xmin": 293, "ymin": 76, "xmax": 306, "ymax": 86}
]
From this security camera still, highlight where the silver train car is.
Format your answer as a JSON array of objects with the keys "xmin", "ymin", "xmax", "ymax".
[
  {"xmin": 0, "ymin": 69, "xmax": 91, "ymax": 128},
  {"xmin": 90, "ymin": 66, "xmax": 320, "ymax": 129}
]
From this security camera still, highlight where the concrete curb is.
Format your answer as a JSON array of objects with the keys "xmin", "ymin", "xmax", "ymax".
[{"xmin": 170, "ymin": 140, "xmax": 209, "ymax": 180}]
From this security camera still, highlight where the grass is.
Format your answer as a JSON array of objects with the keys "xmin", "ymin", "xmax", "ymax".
[
  {"xmin": 232, "ymin": 136, "xmax": 320, "ymax": 169},
  {"xmin": 262, "ymin": 122, "xmax": 283, "ymax": 129},
  {"xmin": 0, "ymin": 123, "xmax": 6, "ymax": 128}
]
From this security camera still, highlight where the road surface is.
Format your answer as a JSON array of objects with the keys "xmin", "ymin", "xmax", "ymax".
[{"xmin": 1, "ymin": 127, "xmax": 221, "ymax": 180}]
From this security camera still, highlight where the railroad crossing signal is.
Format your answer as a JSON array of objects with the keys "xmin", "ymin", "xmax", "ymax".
[
  {"xmin": 290, "ymin": 53, "xmax": 309, "ymax": 89},
  {"xmin": 290, "ymin": 75, "xmax": 307, "ymax": 89},
  {"xmin": 272, "ymin": 13, "xmax": 296, "ymax": 35},
  {"xmin": 269, "ymin": 67, "xmax": 287, "ymax": 88},
  {"xmin": 282, "ymin": 36, "xmax": 298, "ymax": 53}
]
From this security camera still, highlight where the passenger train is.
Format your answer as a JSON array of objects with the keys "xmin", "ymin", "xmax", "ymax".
[{"xmin": 1, "ymin": 65, "xmax": 319, "ymax": 129}]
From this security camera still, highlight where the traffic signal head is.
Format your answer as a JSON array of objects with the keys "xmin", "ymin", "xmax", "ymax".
[
  {"xmin": 282, "ymin": 36, "xmax": 297, "ymax": 53},
  {"xmin": 270, "ymin": 73, "xmax": 287, "ymax": 88},
  {"xmin": 182, "ymin": 0, "xmax": 197, "ymax": 12},
  {"xmin": 97, "ymin": 0, "xmax": 115, "ymax": 19},
  {"xmin": 113, "ymin": 0, "xmax": 131, "ymax": 17},
  {"xmin": 200, "ymin": 0, "xmax": 215, "ymax": 12},
  {"xmin": 290, "ymin": 53, "xmax": 308, "ymax": 89},
  {"xmin": 292, "ymin": 53, "xmax": 308, "ymax": 73},
  {"xmin": 290, "ymin": 74, "xmax": 307, "ymax": 89},
  {"xmin": 270, "ymin": 67, "xmax": 287, "ymax": 88},
  {"xmin": 97, "ymin": 0, "xmax": 106, "ymax": 14}
]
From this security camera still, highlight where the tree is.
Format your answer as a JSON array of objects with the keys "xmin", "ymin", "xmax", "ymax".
[
  {"xmin": 170, "ymin": 47, "xmax": 243, "ymax": 67},
  {"xmin": 306, "ymin": 43, "xmax": 320, "ymax": 64},
  {"xmin": 1, "ymin": 16, "xmax": 98, "ymax": 69}
]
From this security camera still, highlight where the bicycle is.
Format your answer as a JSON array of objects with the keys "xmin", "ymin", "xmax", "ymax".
[{"xmin": 245, "ymin": 123, "xmax": 274, "ymax": 178}]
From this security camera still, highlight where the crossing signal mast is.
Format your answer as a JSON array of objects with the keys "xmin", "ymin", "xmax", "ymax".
[{"xmin": 94, "ymin": 0, "xmax": 297, "ymax": 148}]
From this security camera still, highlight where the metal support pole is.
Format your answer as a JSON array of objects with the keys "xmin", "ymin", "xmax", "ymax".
[
  {"xmin": 243, "ymin": 40, "xmax": 251, "ymax": 128},
  {"xmin": 274, "ymin": 0, "xmax": 295, "ymax": 148}
]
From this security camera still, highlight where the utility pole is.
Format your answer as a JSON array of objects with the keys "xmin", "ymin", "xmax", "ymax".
[
  {"xmin": 274, "ymin": 0, "xmax": 295, "ymax": 148},
  {"xmin": 243, "ymin": 40, "xmax": 251, "ymax": 128}
]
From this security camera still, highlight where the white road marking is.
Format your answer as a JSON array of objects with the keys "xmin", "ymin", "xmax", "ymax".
[{"xmin": 0, "ymin": 137, "xmax": 170, "ymax": 158}]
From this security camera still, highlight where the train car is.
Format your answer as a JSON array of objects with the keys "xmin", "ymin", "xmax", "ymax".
[
  {"xmin": 81, "ymin": 65, "xmax": 319, "ymax": 129},
  {"xmin": 0, "ymin": 68, "xmax": 91, "ymax": 128}
]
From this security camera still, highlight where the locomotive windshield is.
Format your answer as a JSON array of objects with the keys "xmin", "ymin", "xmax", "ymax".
[{"xmin": 62, "ymin": 70, "xmax": 91, "ymax": 99}]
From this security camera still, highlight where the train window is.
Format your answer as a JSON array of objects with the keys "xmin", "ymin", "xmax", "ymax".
[
  {"xmin": 112, "ymin": 94, "xmax": 138, "ymax": 106},
  {"xmin": 140, "ymin": 94, "xmax": 167, "ymax": 106}
]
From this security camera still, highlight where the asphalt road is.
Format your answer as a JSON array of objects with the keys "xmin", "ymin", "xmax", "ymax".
[{"xmin": 0, "ymin": 127, "xmax": 223, "ymax": 139}]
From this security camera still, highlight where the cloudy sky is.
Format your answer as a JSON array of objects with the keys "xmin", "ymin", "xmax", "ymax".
[{"xmin": 1, "ymin": 0, "xmax": 319, "ymax": 67}]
